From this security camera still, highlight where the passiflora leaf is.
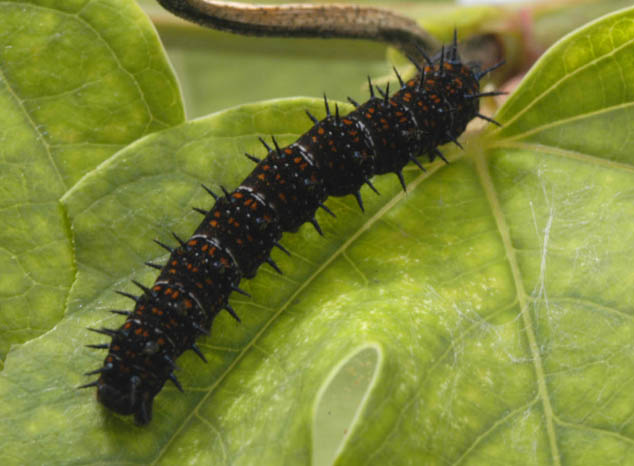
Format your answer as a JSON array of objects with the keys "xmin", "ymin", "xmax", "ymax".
[
  {"xmin": 0, "ymin": 0, "xmax": 184, "ymax": 359},
  {"xmin": 0, "ymin": 4, "xmax": 632, "ymax": 466}
]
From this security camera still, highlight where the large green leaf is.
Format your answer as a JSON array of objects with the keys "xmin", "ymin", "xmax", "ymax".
[
  {"xmin": 0, "ymin": 0, "xmax": 184, "ymax": 359},
  {"xmin": 0, "ymin": 4, "xmax": 633, "ymax": 466}
]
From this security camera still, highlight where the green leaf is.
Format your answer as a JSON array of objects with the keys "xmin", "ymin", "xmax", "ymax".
[
  {"xmin": 0, "ymin": 5, "xmax": 633, "ymax": 466},
  {"xmin": 0, "ymin": 0, "xmax": 184, "ymax": 358}
]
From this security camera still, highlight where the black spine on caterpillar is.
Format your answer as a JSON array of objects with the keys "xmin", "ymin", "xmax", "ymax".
[{"xmin": 81, "ymin": 38, "xmax": 503, "ymax": 425}]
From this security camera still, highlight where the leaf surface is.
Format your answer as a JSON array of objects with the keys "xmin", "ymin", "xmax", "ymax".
[
  {"xmin": 0, "ymin": 0, "xmax": 184, "ymax": 358},
  {"xmin": 0, "ymin": 5, "xmax": 632, "ymax": 466}
]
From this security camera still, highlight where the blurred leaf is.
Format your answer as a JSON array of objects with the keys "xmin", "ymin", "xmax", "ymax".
[
  {"xmin": 0, "ymin": 3, "xmax": 633, "ymax": 466},
  {"xmin": 0, "ymin": 0, "xmax": 184, "ymax": 359}
]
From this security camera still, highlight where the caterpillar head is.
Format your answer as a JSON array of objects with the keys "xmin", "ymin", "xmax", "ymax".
[{"xmin": 96, "ymin": 374, "xmax": 154, "ymax": 425}]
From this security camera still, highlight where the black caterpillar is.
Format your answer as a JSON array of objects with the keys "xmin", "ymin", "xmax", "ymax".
[{"xmin": 81, "ymin": 36, "xmax": 503, "ymax": 425}]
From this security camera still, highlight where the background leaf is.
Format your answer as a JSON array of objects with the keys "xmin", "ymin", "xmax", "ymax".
[
  {"xmin": 0, "ymin": 3, "xmax": 632, "ymax": 466},
  {"xmin": 0, "ymin": 0, "xmax": 184, "ymax": 360}
]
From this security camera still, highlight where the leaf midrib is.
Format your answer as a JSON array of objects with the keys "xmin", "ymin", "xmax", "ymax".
[{"xmin": 474, "ymin": 150, "xmax": 562, "ymax": 466}]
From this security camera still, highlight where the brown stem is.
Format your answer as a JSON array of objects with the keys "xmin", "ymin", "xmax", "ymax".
[{"xmin": 156, "ymin": 0, "xmax": 440, "ymax": 57}]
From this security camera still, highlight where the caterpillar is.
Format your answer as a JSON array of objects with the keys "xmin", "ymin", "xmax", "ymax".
[{"xmin": 81, "ymin": 34, "xmax": 503, "ymax": 425}]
